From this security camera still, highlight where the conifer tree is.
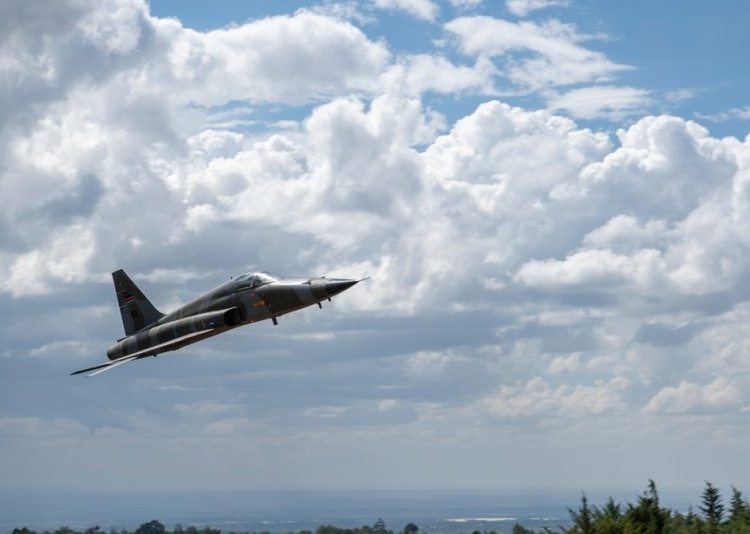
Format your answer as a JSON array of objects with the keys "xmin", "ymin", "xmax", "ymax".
[
  {"xmin": 728, "ymin": 486, "xmax": 750, "ymax": 525},
  {"xmin": 373, "ymin": 518, "xmax": 388, "ymax": 534},
  {"xmin": 565, "ymin": 493, "xmax": 593, "ymax": 534},
  {"xmin": 626, "ymin": 479, "xmax": 669, "ymax": 534},
  {"xmin": 699, "ymin": 481, "xmax": 725, "ymax": 533}
]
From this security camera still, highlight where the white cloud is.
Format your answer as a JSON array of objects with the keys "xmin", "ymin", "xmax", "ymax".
[
  {"xmin": 696, "ymin": 106, "xmax": 750, "ymax": 123},
  {"xmin": 665, "ymin": 88, "xmax": 698, "ymax": 104},
  {"xmin": 548, "ymin": 352, "xmax": 582, "ymax": 373},
  {"xmin": 78, "ymin": 0, "xmax": 146, "ymax": 54},
  {"xmin": 173, "ymin": 401, "xmax": 244, "ymax": 417},
  {"xmin": 581, "ymin": 215, "xmax": 667, "ymax": 253},
  {"xmin": 506, "ymin": 0, "xmax": 569, "ymax": 17},
  {"xmin": 481, "ymin": 376, "xmax": 628, "ymax": 418},
  {"xmin": 3, "ymin": 0, "xmax": 750, "ymax": 491},
  {"xmin": 449, "ymin": 0, "xmax": 483, "ymax": 8},
  {"xmin": 515, "ymin": 248, "xmax": 664, "ymax": 291},
  {"xmin": 372, "ymin": 0, "xmax": 440, "ymax": 21},
  {"xmin": 2, "ymin": 225, "xmax": 96, "ymax": 296},
  {"xmin": 378, "ymin": 399, "xmax": 400, "ymax": 411},
  {"xmin": 383, "ymin": 55, "xmax": 498, "ymax": 96},
  {"xmin": 406, "ymin": 350, "xmax": 467, "ymax": 375},
  {"xmin": 29, "ymin": 340, "xmax": 98, "ymax": 359},
  {"xmin": 644, "ymin": 378, "xmax": 744, "ymax": 414},
  {"xmin": 547, "ymin": 85, "xmax": 651, "ymax": 120},
  {"xmin": 304, "ymin": 405, "xmax": 348, "ymax": 418},
  {"xmin": 161, "ymin": 10, "xmax": 391, "ymax": 106},
  {"xmin": 445, "ymin": 17, "xmax": 631, "ymax": 90}
]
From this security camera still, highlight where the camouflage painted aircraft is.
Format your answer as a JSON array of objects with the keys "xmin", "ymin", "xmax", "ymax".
[{"xmin": 72, "ymin": 269, "xmax": 364, "ymax": 377}]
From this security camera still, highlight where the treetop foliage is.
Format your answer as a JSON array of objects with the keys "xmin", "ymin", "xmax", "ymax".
[{"xmin": 561, "ymin": 480, "xmax": 750, "ymax": 534}]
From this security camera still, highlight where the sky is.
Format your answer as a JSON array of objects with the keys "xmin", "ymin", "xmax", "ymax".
[{"xmin": 1, "ymin": 0, "xmax": 750, "ymax": 496}]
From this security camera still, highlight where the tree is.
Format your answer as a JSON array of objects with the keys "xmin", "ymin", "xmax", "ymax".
[
  {"xmin": 402, "ymin": 523, "xmax": 418, "ymax": 534},
  {"xmin": 565, "ymin": 493, "xmax": 593, "ymax": 534},
  {"xmin": 626, "ymin": 479, "xmax": 670, "ymax": 534},
  {"xmin": 134, "ymin": 521, "xmax": 166, "ymax": 534},
  {"xmin": 590, "ymin": 497, "xmax": 626, "ymax": 534},
  {"xmin": 699, "ymin": 481, "xmax": 725, "ymax": 532},
  {"xmin": 728, "ymin": 486, "xmax": 750, "ymax": 523},
  {"xmin": 316, "ymin": 526, "xmax": 346, "ymax": 534},
  {"xmin": 599, "ymin": 498, "xmax": 622, "ymax": 519},
  {"xmin": 668, "ymin": 509, "xmax": 701, "ymax": 534},
  {"xmin": 373, "ymin": 519, "xmax": 388, "ymax": 534}
]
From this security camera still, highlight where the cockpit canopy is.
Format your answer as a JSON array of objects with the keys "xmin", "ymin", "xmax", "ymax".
[{"xmin": 234, "ymin": 271, "xmax": 279, "ymax": 289}]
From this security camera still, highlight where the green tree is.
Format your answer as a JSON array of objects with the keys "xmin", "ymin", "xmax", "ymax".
[
  {"xmin": 565, "ymin": 493, "xmax": 593, "ymax": 534},
  {"xmin": 591, "ymin": 497, "xmax": 627, "ymax": 534},
  {"xmin": 667, "ymin": 510, "xmax": 701, "ymax": 534},
  {"xmin": 625, "ymin": 479, "xmax": 670, "ymax": 534},
  {"xmin": 512, "ymin": 524, "xmax": 535, "ymax": 534},
  {"xmin": 699, "ymin": 481, "xmax": 724, "ymax": 533},
  {"xmin": 728, "ymin": 486, "xmax": 750, "ymax": 522},
  {"xmin": 373, "ymin": 519, "xmax": 387, "ymax": 534},
  {"xmin": 134, "ymin": 521, "xmax": 166, "ymax": 534},
  {"xmin": 316, "ymin": 526, "xmax": 346, "ymax": 534},
  {"xmin": 402, "ymin": 523, "xmax": 418, "ymax": 534}
]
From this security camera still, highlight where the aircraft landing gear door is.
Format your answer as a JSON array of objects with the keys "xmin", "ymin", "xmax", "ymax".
[{"xmin": 240, "ymin": 292, "xmax": 270, "ymax": 323}]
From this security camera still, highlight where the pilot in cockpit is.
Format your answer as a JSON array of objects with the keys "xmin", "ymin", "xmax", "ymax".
[{"xmin": 234, "ymin": 271, "xmax": 279, "ymax": 289}]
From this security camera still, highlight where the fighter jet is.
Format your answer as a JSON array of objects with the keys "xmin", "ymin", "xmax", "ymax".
[{"xmin": 71, "ymin": 269, "xmax": 363, "ymax": 377}]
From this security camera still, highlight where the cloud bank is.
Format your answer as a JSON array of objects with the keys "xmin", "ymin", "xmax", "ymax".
[{"xmin": 1, "ymin": 0, "xmax": 749, "ymax": 491}]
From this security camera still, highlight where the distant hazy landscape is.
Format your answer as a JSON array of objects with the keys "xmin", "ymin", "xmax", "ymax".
[{"xmin": 0, "ymin": 487, "xmax": 702, "ymax": 534}]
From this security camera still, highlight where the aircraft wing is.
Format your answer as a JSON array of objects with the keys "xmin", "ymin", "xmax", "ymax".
[
  {"xmin": 70, "ymin": 328, "xmax": 216, "ymax": 377},
  {"xmin": 70, "ymin": 355, "xmax": 142, "ymax": 377}
]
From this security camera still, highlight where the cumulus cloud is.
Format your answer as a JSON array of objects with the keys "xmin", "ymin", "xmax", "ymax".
[
  {"xmin": 383, "ymin": 55, "xmax": 498, "ymax": 96},
  {"xmin": 644, "ymin": 378, "xmax": 744, "ymax": 414},
  {"xmin": 3, "ymin": 0, "xmax": 750, "ymax": 490},
  {"xmin": 481, "ymin": 376, "xmax": 628, "ymax": 418},
  {"xmin": 0, "ymin": 1, "xmax": 395, "ymax": 297}
]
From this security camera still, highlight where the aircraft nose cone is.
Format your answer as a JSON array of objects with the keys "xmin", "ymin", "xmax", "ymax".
[{"xmin": 325, "ymin": 279, "xmax": 359, "ymax": 297}]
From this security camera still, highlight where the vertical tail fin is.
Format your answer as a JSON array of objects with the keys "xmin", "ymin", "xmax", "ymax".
[{"xmin": 112, "ymin": 269, "xmax": 164, "ymax": 336}]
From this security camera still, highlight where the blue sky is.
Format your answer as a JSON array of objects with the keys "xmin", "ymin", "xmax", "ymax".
[
  {"xmin": 147, "ymin": 0, "xmax": 750, "ymax": 137},
  {"xmin": 2, "ymin": 0, "xmax": 750, "ymax": 498}
]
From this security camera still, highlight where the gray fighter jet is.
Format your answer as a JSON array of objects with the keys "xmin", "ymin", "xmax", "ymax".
[{"xmin": 72, "ymin": 269, "xmax": 363, "ymax": 377}]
